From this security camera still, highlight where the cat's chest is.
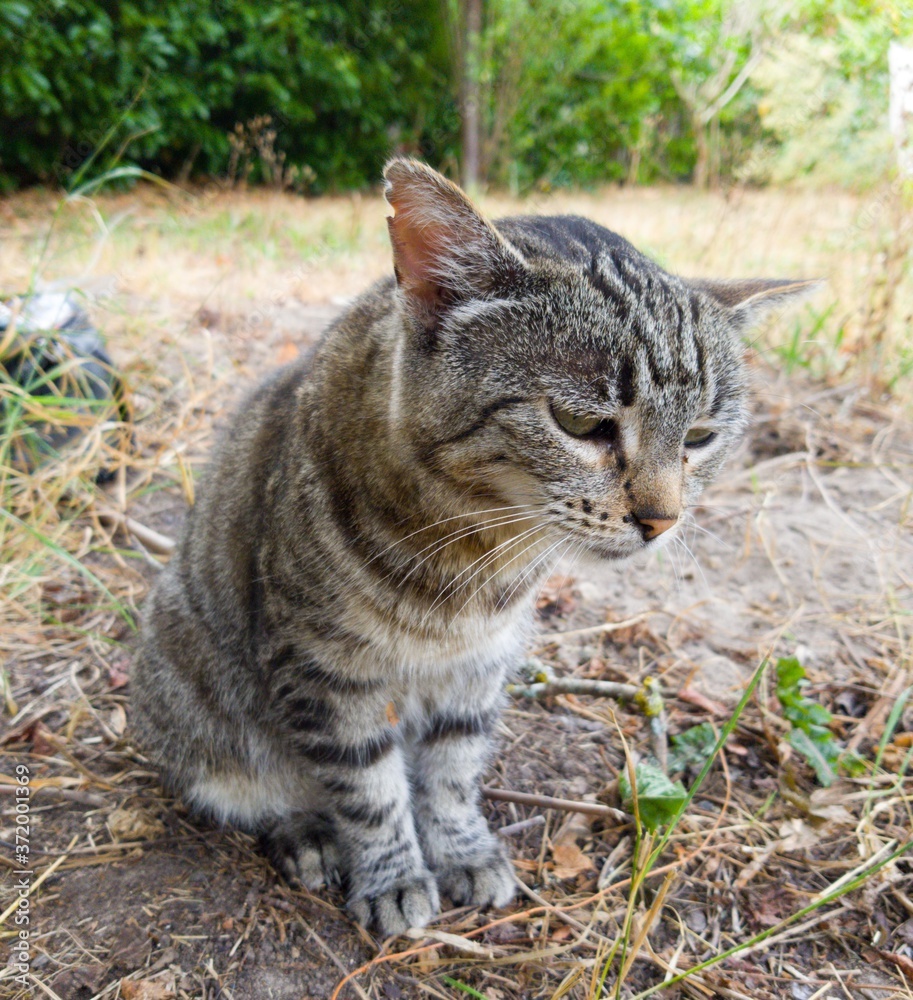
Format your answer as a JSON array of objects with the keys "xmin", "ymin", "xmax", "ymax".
[{"xmin": 348, "ymin": 599, "xmax": 534, "ymax": 680}]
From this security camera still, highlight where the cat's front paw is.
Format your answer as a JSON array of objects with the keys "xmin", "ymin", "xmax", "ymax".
[
  {"xmin": 259, "ymin": 816, "xmax": 341, "ymax": 890},
  {"xmin": 348, "ymin": 870, "xmax": 441, "ymax": 936},
  {"xmin": 434, "ymin": 841, "xmax": 515, "ymax": 909}
]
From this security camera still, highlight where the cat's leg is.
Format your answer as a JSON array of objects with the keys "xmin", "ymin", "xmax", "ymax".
[
  {"xmin": 267, "ymin": 676, "xmax": 440, "ymax": 936},
  {"xmin": 408, "ymin": 670, "xmax": 515, "ymax": 910}
]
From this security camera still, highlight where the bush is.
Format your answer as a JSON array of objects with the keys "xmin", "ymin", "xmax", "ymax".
[{"xmin": 0, "ymin": 0, "xmax": 454, "ymax": 192}]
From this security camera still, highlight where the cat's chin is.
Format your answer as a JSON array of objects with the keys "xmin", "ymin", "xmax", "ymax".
[{"xmin": 577, "ymin": 539, "xmax": 642, "ymax": 562}]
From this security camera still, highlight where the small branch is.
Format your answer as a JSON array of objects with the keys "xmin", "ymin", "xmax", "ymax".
[
  {"xmin": 538, "ymin": 614, "xmax": 649, "ymax": 641},
  {"xmin": 511, "ymin": 669, "xmax": 670, "ymax": 773},
  {"xmin": 482, "ymin": 786, "xmax": 626, "ymax": 822},
  {"xmin": 700, "ymin": 48, "xmax": 764, "ymax": 124},
  {"xmin": 0, "ymin": 785, "xmax": 106, "ymax": 808},
  {"xmin": 96, "ymin": 508, "xmax": 176, "ymax": 555},
  {"xmin": 507, "ymin": 678, "xmax": 641, "ymax": 700},
  {"xmin": 497, "ymin": 815, "xmax": 546, "ymax": 838}
]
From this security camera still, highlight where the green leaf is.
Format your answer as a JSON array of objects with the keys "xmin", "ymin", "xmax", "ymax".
[
  {"xmin": 442, "ymin": 978, "xmax": 489, "ymax": 999},
  {"xmin": 668, "ymin": 722, "xmax": 717, "ymax": 772},
  {"xmin": 620, "ymin": 760, "xmax": 687, "ymax": 832},
  {"xmin": 788, "ymin": 727, "xmax": 837, "ymax": 787},
  {"xmin": 838, "ymin": 749, "xmax": 867, "ymax": 778},
  {"xmin": 775, "ymin": 656, "xmax": 861, "ymax": 787},
  {"xmin": 775, "ymin": 656, "xmax": 806, "ymax": 693}
]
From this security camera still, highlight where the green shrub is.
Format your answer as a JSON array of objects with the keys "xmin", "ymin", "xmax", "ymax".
[{"xmin": 0, "ymin": 0, "xmax": 454, "ymax": 192}]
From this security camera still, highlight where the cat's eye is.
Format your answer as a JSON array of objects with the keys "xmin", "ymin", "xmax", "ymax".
[
  {"xmin": 552, "ymin": 404, "xmax": 602, "ymax": 437},
  {"xmin": 551, "ymin": 404, "xmax": 619, "ymax": 443},
  {"xmin": 684, "ymin": 427, "xmax": 715, "ymax": 448}
]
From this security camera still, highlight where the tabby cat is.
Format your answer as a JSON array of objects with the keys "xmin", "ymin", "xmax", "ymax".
[{"xmin": 132, "ymin": 159, "xmax": 814, "ymax": 936}]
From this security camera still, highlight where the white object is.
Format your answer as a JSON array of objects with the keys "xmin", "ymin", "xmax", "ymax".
[{"xmin": 889, "ymin": 41, "xmax": 913, "ymax": 177}]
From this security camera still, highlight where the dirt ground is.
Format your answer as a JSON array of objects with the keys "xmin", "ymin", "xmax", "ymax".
[{"xmin": 2, "ymin": 188, "xmax": 913, "ymax": 1000}]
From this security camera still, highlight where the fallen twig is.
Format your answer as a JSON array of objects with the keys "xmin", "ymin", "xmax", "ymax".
[
  {"xmin": 497, "ymin": 815, "xmax": 546, "ymax": 837},
  {"xmin": 537, "ymin": 614, "xmax": 649, "ymax": 641},
  {"xmin": 95, "ymin": 507, "xmax": 176, "ymax": 555},
  {"xmin": 0, "ymin": 785, "xmax": 106, "ymax": 808},
  {"xmin": 482, "ymin": 786, "xmax": 627, "ymax": 821},
  {"xmin": 507, "ymin": 677, "xmax": 641, "ymax": 700}
]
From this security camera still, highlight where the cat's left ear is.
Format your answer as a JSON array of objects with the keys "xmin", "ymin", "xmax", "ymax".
[
  {"xmin": 691, "ymin": 278, "xmax": 823, "ymax": 328},
  {"xmin": 383, "ymin": 158, "xmax": 525, "ymax": 329}
]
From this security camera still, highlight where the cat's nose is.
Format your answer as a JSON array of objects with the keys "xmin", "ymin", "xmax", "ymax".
[{"xmin": 633, "ymin": 514, "xmax": 678, "ymax": 540}]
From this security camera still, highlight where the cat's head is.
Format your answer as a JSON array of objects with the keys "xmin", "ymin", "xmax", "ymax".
[{"xmin": 383, "ymin": 158, "xmax": 818, "ymax": 561}]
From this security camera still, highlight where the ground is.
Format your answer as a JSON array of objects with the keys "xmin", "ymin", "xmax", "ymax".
[{"xmin": 1, "ymin": 184, "xmax": 912, "ymax": 1000}]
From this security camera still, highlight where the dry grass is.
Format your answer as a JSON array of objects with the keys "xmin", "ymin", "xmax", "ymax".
[
  {"xmin": 1, "ymin": 181, "xmax": 911, "ymax": 391},
  {"xmin": 1, "ymin": 181, "xmax": 912, "ymax": 1000}
]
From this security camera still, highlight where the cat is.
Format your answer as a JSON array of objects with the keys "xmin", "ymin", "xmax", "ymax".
[{"xmin": 131, "ymin": 158, "xmax": 815, "ymax": 936}]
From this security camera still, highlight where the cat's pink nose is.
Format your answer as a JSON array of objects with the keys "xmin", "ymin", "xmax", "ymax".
[{"xmin": 637, "ymin": 516, "xmax": 678, "ymax": 540}]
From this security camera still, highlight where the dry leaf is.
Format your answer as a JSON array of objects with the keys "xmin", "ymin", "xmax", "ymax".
[
  {"xmin": 108, "ymin": 807, "xmax": 166, "ymax": 842},
  {"xmin": 677, "ymin": 686, "xmax": 727, "ymax": 716},
  {"xmin": 777, "ymin": 818, "xmax": 820, "ymax": 852},
  {"xmin": 0, "ymin": 718, "xmax": 56, "ymax": 753},
  {"xmin": 874, "ymin": 949, "xmax": 913, "ymax": 979},
  {"xmin": 109, "ymin": 704, "xmax": 127, "ymax": 737},
  {"xmin": 536, "ymin": 574, "xmax": 577, "ymax": 615},
  {"xmin": 552, "ymin": 809, "xmax": 595, "ymax": 847},
  {"xmin": 107, "ymin": 658, "xmax": 131, "ymax": 690},
  {"xmin": 551, "ymin": 842, "xmax": 595, "ymax": 879},
  {"xmin": 121, "ymin": 980, "xmax": 175, "ymax": 1000},
  {"xmin": 30, "ymin": 721, "xmax": 57, "ymax": 756},
  {"xmin": 607, "ymin": 617, "xmax": 656, "ymax": 646},
  {"xmin": 808, "ymin": 786, "xmax": 854, "ymax": 825},
  {"xmin": 275, "ymin": 339, "xmax": 299, "ymax": 364}
]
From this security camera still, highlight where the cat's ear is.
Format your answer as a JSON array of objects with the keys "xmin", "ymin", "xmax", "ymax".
[
  {"xmin": 691, "ymin": 278, "xmax": 823, "ymax": 327},
  {"xmin": 383, "ymin": 158, "xmax": 523, "ymax": 328}
]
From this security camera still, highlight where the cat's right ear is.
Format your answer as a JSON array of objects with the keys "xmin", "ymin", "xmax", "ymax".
[
  {"xmin": 383, "ymin": 158, "xmax": 524, "ymax": 330},
  {"xmin": 691, "ymin": 278, "xmax": 823, "ymax": 328}
]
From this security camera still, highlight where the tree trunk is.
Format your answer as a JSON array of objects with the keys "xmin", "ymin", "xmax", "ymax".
[
  {"xmin": 693, "ymin": 114, "xmax": 709, "ymax": 189},
  {"xmin": 460, "ymin": 0, "xmax": 482, "ymax": 191}
]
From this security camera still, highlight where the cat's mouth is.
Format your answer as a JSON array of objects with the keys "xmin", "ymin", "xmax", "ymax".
[
  {"xmin": 569, "ymin": 534, "xmax": 644, "ymax": 561},
  {"xmin": 568, "ymin": 527, "xmax": 678, "ymax": 562}
]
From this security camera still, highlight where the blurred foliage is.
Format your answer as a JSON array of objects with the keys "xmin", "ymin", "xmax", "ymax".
[
  {"xmin": 776, "ymin": 657, "xmax": 866, "ymax": 787},
  {"xmin": 0, "ymin": 0, "xmax": 909, "ymax": 192},
  {"xmin": 743, "ymin": 0, "xmax": 902, "ymax": 187},
  {"xmin": 0, "ymin": 0, "xmax": 453, "ymax": 192}
]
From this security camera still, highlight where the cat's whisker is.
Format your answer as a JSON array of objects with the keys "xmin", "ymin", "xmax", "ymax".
[
  {"xmin": 394, "ymin": 517, "xmax": 546, "ymax": 614},
  {"xmin": 437, "ymin": 530, "xmax": 556, "ymax": 631},
  {"xmin": 364, "ymin": 502, "xmax": 543, "ymax": 566},
  {"xmin": 443, "ymin": 530, "xmax": 562, "ymax": 633},
  {"xmin": 496, "ymin": 534, "xmax": 573, "ymax": 612},
  {"xmin": 422, "ymin": 523, "xmax": 550, "ymax": 625},
  {"xmin": 663, "ymin": 534, "xmax": 686, "ymax": 592},
  {"xmin": 387, "ymin": 510, "xmax": 545, "ymax": 586},
  {"xmin": 679, "ymin": 517, "xmax": 733, "ymax": 551},
  {"xmin": 430, "ymin": 523, "xmax": 549, "ymax": 599},
  {"xmin": 672, "ymin": 534, "xmax": 711, "ymax": 591},
  {"xmin": 518, "ymin": 537, "xmax": 582, "ymax": 622}
]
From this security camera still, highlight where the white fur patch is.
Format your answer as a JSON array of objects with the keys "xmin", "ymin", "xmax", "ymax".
[{"xmin": 188, "ymin": 749, "xmax": 317, "ymax": 827}]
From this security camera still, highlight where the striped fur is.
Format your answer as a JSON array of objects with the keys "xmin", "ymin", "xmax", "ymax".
[{"xmin": 131, "ymin": 159, "xmax": 816, "ymax": 935}]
